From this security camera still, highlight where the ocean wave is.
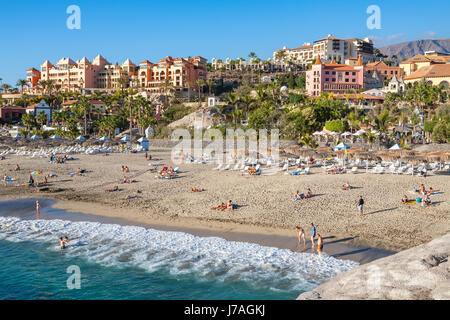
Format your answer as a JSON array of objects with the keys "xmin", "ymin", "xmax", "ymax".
[{"xmin": 0, "ymin": 217, "xmax": 358, "ymax": 293}]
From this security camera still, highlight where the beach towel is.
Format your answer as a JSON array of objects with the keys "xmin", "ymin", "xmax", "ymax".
[
  {"xmin": 405, "ymin": 201, "xmax": 416, "ymax": 205},
  {"xmin": 6, "ymin": 178, "xmax": 15, "ymax": 182},
  {"xmin": 67, "ymin": 172, "xmax": 76, "ymax": 176},
  {"xmin": 31, "ymin": 171, "xmax": 42, "ymax": 175}
]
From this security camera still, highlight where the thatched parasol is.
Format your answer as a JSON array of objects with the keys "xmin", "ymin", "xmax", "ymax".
[{"xmin": 400, "ymin": 155, "xmax": 427, "ymax": 164}]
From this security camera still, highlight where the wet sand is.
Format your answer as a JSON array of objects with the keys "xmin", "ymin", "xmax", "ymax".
[{"xmin": 0, "ymin": 198, "xmax": 394, "ymax": 265}]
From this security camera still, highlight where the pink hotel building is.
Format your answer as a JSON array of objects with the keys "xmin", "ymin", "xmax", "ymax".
[{"xmin": 306, "ymin": 55, "xmax": 364, "ymax": 96}]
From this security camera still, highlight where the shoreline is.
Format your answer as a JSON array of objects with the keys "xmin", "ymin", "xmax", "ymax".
[
  {"xmin": 0, "ymin": 149, "xmax": 448, "ymax": 254},
  {"xmin": 0, "ymin": 196, "xmax": 395, "ymax": 265}
]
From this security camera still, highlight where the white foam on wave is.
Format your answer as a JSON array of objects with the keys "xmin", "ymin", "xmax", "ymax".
[{"xmin": 0, "ymin": 217, "xmax": 358, "ymax": 293}]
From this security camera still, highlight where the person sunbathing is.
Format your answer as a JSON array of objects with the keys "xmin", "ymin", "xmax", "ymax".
[
  {"xmin": 428, "ymin": 187, "xmax": 434, "ymax": 195},
  {"xmin": 15, "ymin": 164, "xmax": 20, "ymax": 171},
  {"xmin": 306, "ymin": 188, "xmax": 313, "ymax": 198},
  {"xmin": 401, "ymin": 195, "xmax": 409, "ymax": 204},
  {"xmin": 225, "ymin": 200, "xmax": 234, "ymax": 211},
  {"xmin": 294, "ymin": 191, "xmax": 302, "ymax": 200},
  {"xmin": 124, "ymin": 166, "xmax": 130, "ymax": 173},
  {"xmin": 106, "ymin": 186, "xmax": 119, "ymax": 192},
  {"xmin": 191, "ymin": 187, "xmax": 205, "ymax": 192},
  {"xmin": 211, "ymin": 202, "xmax": 226, "ymax": 211},
  {"xmin": 341, "ymin": 182, "xmax": 351, "ymax": 190},
  {"xmin": 424, "ymin": 195, "xmax": 432, "ymax": 206}
]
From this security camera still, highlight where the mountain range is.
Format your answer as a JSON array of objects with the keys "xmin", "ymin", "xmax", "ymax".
[{"xmin": 379, "ymin": 39, "xmax": 450, "ymax": 61}]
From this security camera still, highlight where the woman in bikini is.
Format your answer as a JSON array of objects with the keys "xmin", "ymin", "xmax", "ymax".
[{"xmin": 296, "ymin": 226, "xmax": 306, "ymax": 248}]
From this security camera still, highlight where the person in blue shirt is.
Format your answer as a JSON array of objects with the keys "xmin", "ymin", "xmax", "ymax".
[{"xmin": 311, "ymin": 223, "xmax": 317, "ymax": 249}]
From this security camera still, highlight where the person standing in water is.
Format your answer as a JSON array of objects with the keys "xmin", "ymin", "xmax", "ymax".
[
  {"xmin": 317, "ymin": 234, "xmax": 323, "ymax": 256},
  {"xmin": 36, "ymin": 200, "xmax": 41, "ymax": 219},
  {"xmin": 59, "ymin": 237, "xmax": 66, "ymax": 249},
  {"xmin": 310, "ymin": 223, "xmax": 317, "ymax": 250},
  {"xmin": 296, "ymin": 226, "xmax": 306, "ymax": 249}
]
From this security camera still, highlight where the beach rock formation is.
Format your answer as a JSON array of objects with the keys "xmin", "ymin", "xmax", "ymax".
[{"xmin": 298, "ymin": 233, "xmax": 450, "ymax": 300}]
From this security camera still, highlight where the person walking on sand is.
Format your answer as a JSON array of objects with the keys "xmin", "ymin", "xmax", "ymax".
[
  {"xmin": 296, "ymin": 226, "xmax": 306, "ymax": 248},
  {"xmin": 3, "ymin": 173, "xmax": 8, "ymax": 187},
  {"xmin": 310, "ymin": 223, "xmax": 317, "ymax": 249},
  {"xmin": 358, "ymin": 196, "xmax": 364, "ymax": 216},
  {"xmin": 317, "ymin": 234, "xmax": 323, "ymax": 255}
]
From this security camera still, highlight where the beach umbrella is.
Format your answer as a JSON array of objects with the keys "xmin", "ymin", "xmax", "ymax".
[
  {"xmin": 389, "ymin": 144, "xmax": 403, "ymax": 151},
  {"xmin": 50, "ymin": 135, "xmax": 61, "ymax": 140},
  {"xmin": 75, "ymin": 135, "xmax": 86, "ymax": 141},
  {"xmin": 120, "ymin": 135, "xmax": 131, "ymax": 142},
  {"xmin": 137, "ymin": 137, "xmax": 149, "ymax": 143},
  {"xmin": 30, "ymin": 135, "xmax": 41, "ymax": 140},
  {"xmin": 341, "ymin": 132, "xmax": 353, "ymax": 137},
  {"xmin": 99, "ymin": 136, "xmax": 110, "ymax": 141},
  {"xmin": 12, "ymin": 134, "xmax": 23, "ymax": 139},
  {"xmin": 334, "ymin": 142, "xmax": 350, "ymax": 151}
]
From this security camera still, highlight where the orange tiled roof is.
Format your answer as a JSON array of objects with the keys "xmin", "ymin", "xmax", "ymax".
[
  {"xmin": 315, "ymin": 35, "xmax": 342, "ymax": 43},
  {"xmin": 314, "ymin": 56, "xmax": 322, "ymax": 65},
  {"xmin": 292, "ymin": 44, "xmax": 314, "ymax": 50},
  {"xmin": 401, "ymin": 54, "xmax": 450, "ymax": 65},
  {"xmin": 404, "ymin": 64, "xmax": 450, "ymax": 80}
]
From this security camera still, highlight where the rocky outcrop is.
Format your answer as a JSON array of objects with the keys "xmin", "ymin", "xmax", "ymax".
[
  {"xmin": 298, "ymin": 234, "xmax": 450, "ymax": 300},
  {"xmin": 168, "ymin": 107, "xmax": 218, "ymax": 129}
]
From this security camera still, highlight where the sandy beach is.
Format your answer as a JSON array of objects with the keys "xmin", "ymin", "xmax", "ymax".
[{"xmin": 0, "ymin": 146, "xmax": 449, "ymax": 252}]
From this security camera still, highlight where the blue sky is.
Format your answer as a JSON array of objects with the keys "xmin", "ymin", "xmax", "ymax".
[{"xmin": 0, "ymin": 0, "xmax": 449, "ymax": 86}]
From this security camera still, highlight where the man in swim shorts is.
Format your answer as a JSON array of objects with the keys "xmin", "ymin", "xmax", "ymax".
[
  {"xmin": 59, "ymin": 237, "xmax": 66, "ymax": 249},
  {"xmin": 310, "ymin": 223, "xmax": 317, "ymax": 249},
  {"xmin": 358, "ymin": 196, "xmax": 364, "ymax": 216}
]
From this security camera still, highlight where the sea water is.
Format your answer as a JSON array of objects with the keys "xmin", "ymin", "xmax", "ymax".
[{"xmin": 0, "ymin": 200, "xmax": 358, "ymax": 300}]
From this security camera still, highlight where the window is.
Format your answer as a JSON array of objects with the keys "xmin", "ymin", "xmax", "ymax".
[
  {"xmin": 345, "ymin": 79, "xmax": 349, "ymax": 82},
  {"xmin": 352, "ymin": 79, "xmax": 356, "ymax": 82},
  {"xmin": 345, "ymin": 72, "xmax": 349, "ymax": 75},
  {"xmin": 352, "ymin": 72, "xmax": 356, "ymax": 76}
]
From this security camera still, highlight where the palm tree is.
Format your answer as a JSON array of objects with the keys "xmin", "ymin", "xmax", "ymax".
[
  {"xmin": 160, "ymin": 79, "xmax": 174, "ymax": 105},
  {"xmin": 196, "ymin": 79, "xmax": 205, "ymax": 106},
  {"xmin": 207, "ymin": 79, "xmax": 215, "ymax": 96},
  {"xmin": 21, "ymin": 113, "xmax": 36, "ymax": 133},
  {"xmin": 16, "ymin": 79, "xmax": 28, "ymax": 92},
  {"xmin": 226, "ymin": 93, "xmax": 239, "ymax": 128},
  {"xmin": 36, "ymin": 111, "xmax": 48, "ymax": 128},
  {"xmin": 1, "ymin": 84, "xmax": 12, "ymax": 92}
]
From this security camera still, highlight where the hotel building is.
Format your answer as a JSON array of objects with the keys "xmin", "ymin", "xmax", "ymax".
[
  {"xmin": 29, "ymin": 55, "xmax": 136, "ymax": 93},
  {"xmin": 27, "ymin": 54, "xmax": 206, "ymax": 95},
  {"xmin": 306, "ymin": 56, "xmax": 365, "ymax": 96},
  {"xmin": 138, "ymin": 56, "xmax": 207, "ymax": 94},
  {"xmin": 274, "ymin": 34, "xmax": 377, "ymax": 68}
]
